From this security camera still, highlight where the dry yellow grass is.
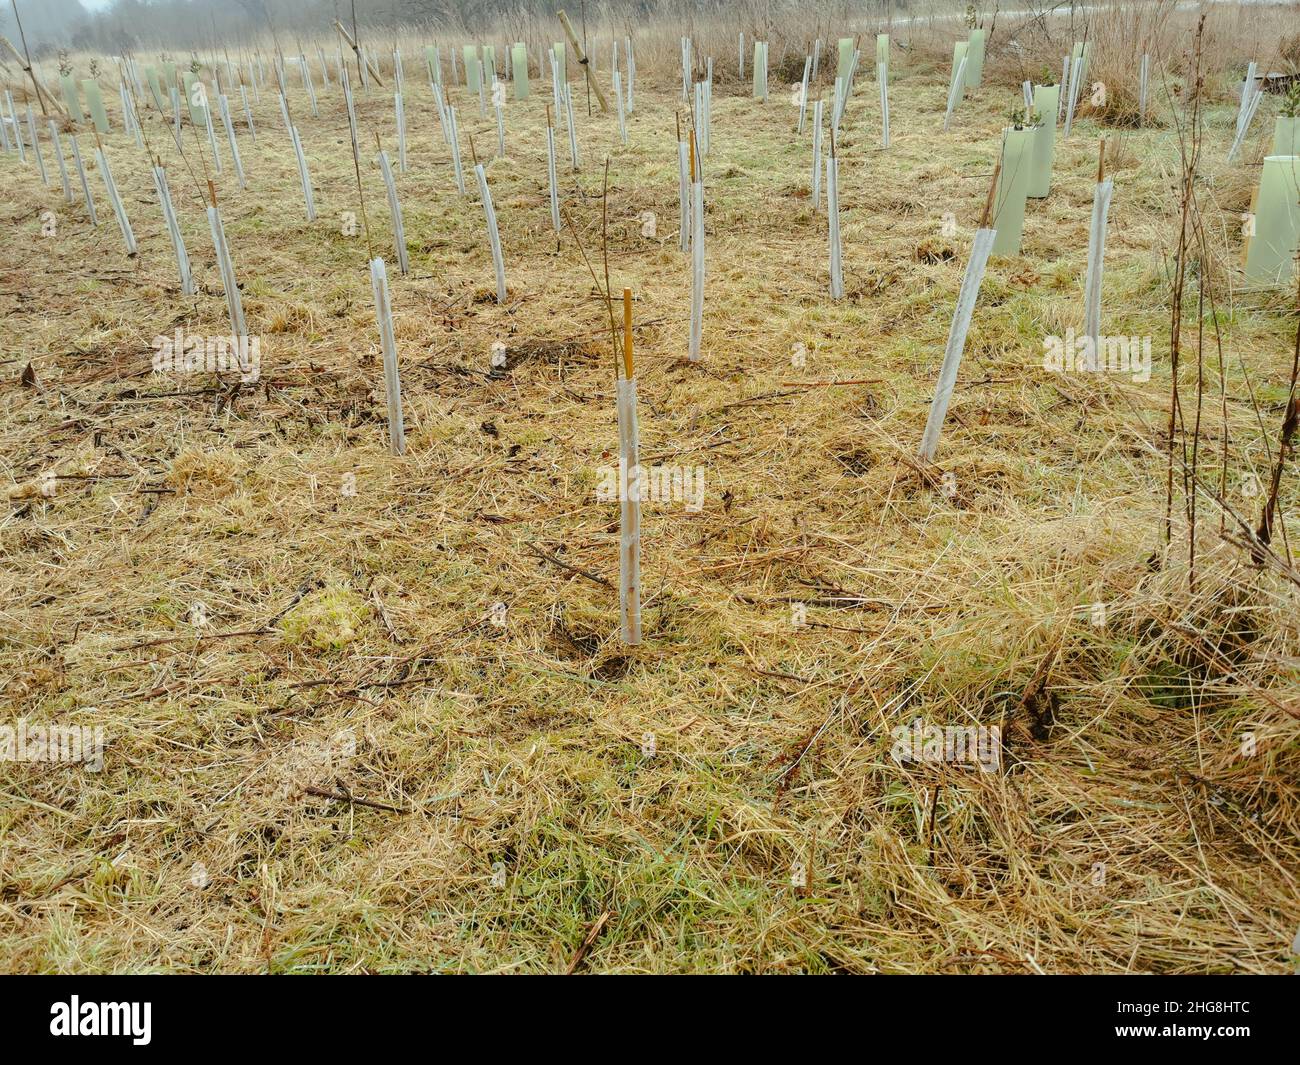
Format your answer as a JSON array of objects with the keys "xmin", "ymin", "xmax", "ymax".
[{"xmin": 0, "ymin": 23, "xmax": 1297, "ymax": 973}]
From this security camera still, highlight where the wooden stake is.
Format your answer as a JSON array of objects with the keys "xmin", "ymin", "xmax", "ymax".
[
  {"xmin": 556, "ymin": 9, "xmax": 607, "ymax": 113},
  {"xmin": 979, "ymin": 160, "xmax": 1002, "ymax": 229},
  {"xmin": 334, "ymin": 20, "xmax": 384, "ymax": 86},
  {"xmin": 1, "ymin": 20, "xmax": 66, "ymax": 117}
]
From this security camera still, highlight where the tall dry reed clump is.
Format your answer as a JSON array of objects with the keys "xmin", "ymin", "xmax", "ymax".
[{"xmin": 978, "ymin": 1, "xmax": 1300, "ymax": 126}]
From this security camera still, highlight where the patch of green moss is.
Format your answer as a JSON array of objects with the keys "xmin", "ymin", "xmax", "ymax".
[{"xmin": 279, "ymin": 583, "xmax": 368, "ymax": 651}]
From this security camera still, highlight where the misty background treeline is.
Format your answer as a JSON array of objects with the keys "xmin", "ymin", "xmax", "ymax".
[{"xmin": 0, "ymin": 0, "xmax": 912, "ymax": 56}]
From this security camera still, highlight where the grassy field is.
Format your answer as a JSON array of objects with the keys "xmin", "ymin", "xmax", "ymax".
[{"xmin": 1, "ymin": 37, "xmax": 1297, "ymax": 973}]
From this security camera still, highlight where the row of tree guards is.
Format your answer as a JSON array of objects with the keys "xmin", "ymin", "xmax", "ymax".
[{"xmin": 4, "ymin": 17, "xmax": 1300, "ymax": 648}]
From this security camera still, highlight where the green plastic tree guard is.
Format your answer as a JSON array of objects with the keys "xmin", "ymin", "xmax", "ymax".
[
  {"xmin": 1244, "ymin": 155, "xmax": 1300, "ymax": 285},
  {"xmin": 950, "ymin": 41, "xmax": 968, "ymax": 87},
  {"xmin": 966, "ymin": 29, "xmax": 986, "ymax": 89},
  {"xmin": 512, "ymin": 43, "xmax": 528, "ymax": 99},
  {"xmin": 145, "ymin": 65, "xmax": 165, "ymax": 112},
  {"xmin": 991, "ymin": 127, "xmax": 1034, "ymax": 256},
  {"xmin": 837, "ymin": 38, "xmax": 854, "ymax": 96},
  {"xmin": 82, "ymin": 80, "xmax": 109, "ymax": 133},
  {"xmin": 182, "ymin": 72, "xmax": 206, "ymax": 124},
  {"xmin": 60, "ymin": 74, "xmax": 84, "ymax": 124},
  {"xmin": 1029, "ymin": 85, "xmax": 1059, "ymax": 197},
  {"xmin": 463, "ymin": 46, "xmax": 481, "ymax": 92},
  {"xmin": 753, "ymin": 41, "xmax": 768, "ymax": 99},
  {"xmin": 1273, "ymin": 116, "xmax": 1299, "ymax": 157}
]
